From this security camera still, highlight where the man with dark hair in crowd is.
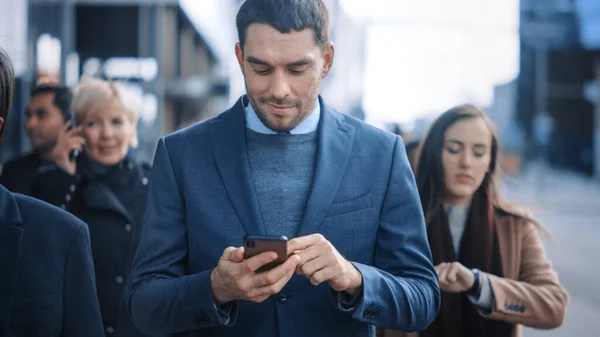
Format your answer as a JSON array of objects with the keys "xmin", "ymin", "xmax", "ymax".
[
  {"xmin": 0, "ymin": 83, "xmax": 74, "ymax": 194},
  {"xmin": 127, "ymin": 0, "xmax": 439, "ymax": 336},
  {"xmin": 0, "ymin": 48, "xmax": 104, "ymax": 336}
]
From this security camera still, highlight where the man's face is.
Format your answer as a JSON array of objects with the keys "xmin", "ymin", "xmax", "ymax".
[
  {"xmin": 25, "ymin": 92, "xmax": 65, "ymax": 152},
  {"xmin": 236, "ymin": 24, "xmax": 334, "ymax": 132}
]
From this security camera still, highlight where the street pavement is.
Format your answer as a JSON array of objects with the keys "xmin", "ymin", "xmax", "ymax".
[{"xmin": 500, "ymin": 163, "xmax": 600, "ymax": 337}]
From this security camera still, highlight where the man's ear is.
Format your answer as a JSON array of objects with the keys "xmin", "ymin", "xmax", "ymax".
[
  {"xmin": 320, "ymin": 41, "xmax": 335, "ymax": 79},
  {"xmin": 235, "ymin": 43, "xmax": 245, "ymax": 76}
]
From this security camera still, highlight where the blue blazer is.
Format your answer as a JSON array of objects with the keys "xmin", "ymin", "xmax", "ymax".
[
  {"xmin": 127, "ymin": 97, "xmax": 440, "ymax": 337},
  {"xmin": 0, "ymin": 185, "xmax": 104, "ymax": 337}
]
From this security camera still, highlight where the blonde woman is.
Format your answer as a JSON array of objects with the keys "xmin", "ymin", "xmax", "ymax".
[{"xmin": 31, "ymin": 77, "xmax": 161, "ymax": 337}]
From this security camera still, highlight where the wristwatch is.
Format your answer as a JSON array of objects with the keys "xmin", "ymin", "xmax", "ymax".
[{"xmin": 467, "ymin": 268, "xmax": 482, "ymax": 297}]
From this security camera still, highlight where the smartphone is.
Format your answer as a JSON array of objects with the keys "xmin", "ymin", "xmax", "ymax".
[
  {"xmin": 64, "ymin": 113, "xmax": 80, "ymax": 162},
  {"xmin": 243, "ymin": 235, "xmax": 288, "ymax": 273}
]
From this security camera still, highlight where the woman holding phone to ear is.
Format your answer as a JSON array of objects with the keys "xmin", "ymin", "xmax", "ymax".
[
  {"xmin": 31, "ymin": 77, "xmax": 161, "ymax": 337},
  {"xmin": 379, "ymin": 104, "xmax": 568, "ymax": 337}
]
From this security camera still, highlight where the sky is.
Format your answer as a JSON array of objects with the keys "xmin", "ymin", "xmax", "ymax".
[{"xmin": 340, "ymin": 0, "xmax": 520, "ymax": 125}]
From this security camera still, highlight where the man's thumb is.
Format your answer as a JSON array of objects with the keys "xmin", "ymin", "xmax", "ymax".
[{"xmin": 229, "ymin": 246, "xmax": 245, "ymax": 262}]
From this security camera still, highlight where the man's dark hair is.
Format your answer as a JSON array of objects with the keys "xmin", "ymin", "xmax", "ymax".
[
  {"xmin": 236, "ymin": 0, "xmax": 330, "ymax": 50},
  {"xmin": 0, "ymin": 48, "xmax": 15, "ymax": 138},
  {"xmin": 29, "ymin": 84, "xmax": 73, "ymax": 118}
]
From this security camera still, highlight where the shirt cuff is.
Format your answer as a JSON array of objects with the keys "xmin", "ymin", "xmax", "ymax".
[
  {"xmin": 467, "ymin": 273, "xmax": 493, "ymax": 312},
  {"xmin": 214, "ymin": 301, "xmax": 234, "ymax": 325},
  {"xmin": 334, "ymin": 285, "xmax": 364, "ymax": 311}
]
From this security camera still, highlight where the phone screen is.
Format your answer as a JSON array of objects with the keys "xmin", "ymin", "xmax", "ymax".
[{"xmin": 65, "ymin": 114, "xmax": 80, "ymax": 161}]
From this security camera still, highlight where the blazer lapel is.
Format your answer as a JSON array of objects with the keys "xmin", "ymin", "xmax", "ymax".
[
  {"xmin": 0, "ymin": 186, "xmax": 24, "ymax": 331},
  {"xmin": 209, "ymin": 97, "xmax": 265, "ymax": 235},
  {"xmin": 296, "ymin": 98, "xmax": 356, "ymax": 237}
]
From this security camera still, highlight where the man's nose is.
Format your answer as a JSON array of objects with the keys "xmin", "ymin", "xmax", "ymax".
[
  {"xmin": 269, "ymin": 71, "xmax": 291, "ymax": 100},
  {"xmin": 25, "ymin": 117, "xmax": 37, "ymax": 130}
]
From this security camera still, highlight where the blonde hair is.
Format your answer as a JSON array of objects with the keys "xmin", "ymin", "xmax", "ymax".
[{"xmin": 71, "ymin": 76, "xmax": 140, "ymax": 148}]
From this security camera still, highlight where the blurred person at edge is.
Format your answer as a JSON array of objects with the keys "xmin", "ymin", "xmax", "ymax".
[
  {"xmin": 29, "ymin": 76, "xmax": 158, "ymax": 337},
  {"xmin": 0, "ymin": 49, "xmax": 104, "ymax": 336},
  {"xmin": 379, "ymin": 104, "xmax": 568, "ymax": 337},
  {"xmin": 0, "ymin": 80, "xmax": 74, "ymax": 194}
]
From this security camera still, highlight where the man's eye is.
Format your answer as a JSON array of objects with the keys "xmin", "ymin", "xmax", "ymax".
[
  {"xmin": 289, "ymin": 67, "xmax": 307, "ymax": 75},
  {"xmin": 254, "ymin": 68, "xmax": 271, "ymax": 75}
]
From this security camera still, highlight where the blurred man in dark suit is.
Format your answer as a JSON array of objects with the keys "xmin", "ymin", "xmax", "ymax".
[{"xmin": 0, "ymin": 48, "xmax": 104, "ymax": 337}]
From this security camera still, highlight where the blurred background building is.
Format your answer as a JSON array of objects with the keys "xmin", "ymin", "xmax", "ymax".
[
  {"xmin": 0, "ymin": 0, "xmax": 235, "ymax": 163},
  {"xmin": 0, "ymin": 0, "xmax": 599, "ymax": 174},
  {"xmin": 518, "ymin": 0, "xmax": 600, "ymax": 177}
]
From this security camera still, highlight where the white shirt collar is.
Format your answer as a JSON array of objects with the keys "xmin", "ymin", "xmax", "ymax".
[{"xmin": 244, "ymin": 96, "xmax": 321, "ymax": 134}]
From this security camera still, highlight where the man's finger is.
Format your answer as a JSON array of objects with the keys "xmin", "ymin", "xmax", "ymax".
[
  {"xmin": 222, "ymin": 246, "xmax": 239, "ymax": 261},
  {"xmin": 298, "ymin": 255, "xmax": 327, "ymax": 278},
  {"xmin": 61, "ymin": 121, "xmax": 72, "ymax": 132},
  {"xmin": 67, "ymin": 126, "xmax": 83, "ymax": 137},
  {"xmin": 67, "ymin": 139, "xmax": 84, "ymax": 152},
  {"xmin": 434, "ymin": 263, "xmax": 446, "ymax": 274},
  {"xmin": 287, "ymin": 234, "xmax": 325, "ymax": 253},
  {"xmin": 251, "ymin": 254, "xmax": 299, "ymax": 288},
  {"xmin": 249, "ymin": 261, "xmax": 297, "ymax": 299},
  {"xmin": 310, "ymin": 266, "xmax": 333, "ymax": 287},
  {"xmin": 232, "ymin": 247, "xmax": 246, "ymax": 262},
  {"xmin": 244, "ymin": 251, "xmax": 279, "ymax": 272},
  {"xmin": 223, "ymin": 246, "xmax": 246, "ymax": 262},
  {"xmin": 292, "ymin": 244, "xmax": 321, "ymax": 267}
]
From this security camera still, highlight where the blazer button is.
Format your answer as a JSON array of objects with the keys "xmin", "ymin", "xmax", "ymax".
[
  {"xmin": 141, "ymin": 177, "xmax": 148, "ymax": 185},
  {"xmin": 116, "ymin": 276, "xmax": 124, "ymax": 284},
  {"xmin": 277, "ymin": 293, "xmax": 287, "ymax": 303},
  {"xmin": 105, "ymin": 326, "xmax": 115, "ymax": 335},
  {"xmin": 124, "ymin": 224, "xmax": 132, "ymax": 232}
]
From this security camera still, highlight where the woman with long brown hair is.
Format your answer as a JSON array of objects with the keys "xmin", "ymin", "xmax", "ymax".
[{"xmin": 380, "ymin": 104, "xmax": 567, "ymax": 337}]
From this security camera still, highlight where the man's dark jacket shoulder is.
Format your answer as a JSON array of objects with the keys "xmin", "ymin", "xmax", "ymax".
[{"xmin": 0, "ymin": 184, "xmax": 104, "ymax": 336}]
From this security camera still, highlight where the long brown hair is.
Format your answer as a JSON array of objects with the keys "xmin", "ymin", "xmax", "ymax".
[{"xmin": 415, "ymin": 104, "xmax": 543, "ymax": 230}]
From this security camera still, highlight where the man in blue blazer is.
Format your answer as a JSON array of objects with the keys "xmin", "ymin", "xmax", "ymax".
[
  {"xmin": 127, "ymin": 0, "xmax": 440, "ymax": 336},
  {"xmin": 0, "ymin": 49, "xmax": 104, "ymax": 336}
]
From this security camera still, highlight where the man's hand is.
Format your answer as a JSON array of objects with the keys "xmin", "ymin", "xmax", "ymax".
[
  {"xmin": 210, "ymin": 246, "xmax": 300, "ymax": 305},
  {"xmin": 49, "ymin": 121, "xmax": 84, "ymax": 175},
  {"xmin": 434, "ymin": 262, "xmax": 475, "ymax": 293},
  {"xmin": 288, "ymin": 234, "xmax": 362, "ymax": 296}
]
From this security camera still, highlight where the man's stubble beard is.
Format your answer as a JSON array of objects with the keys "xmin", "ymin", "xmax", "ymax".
[
  {"xmin": 245, "ymin": 80, "xmax": 320, "ymax": 133},
  {"xmin": 32, "ymin": 138, "xmax": 58, "ymax": 157}
]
